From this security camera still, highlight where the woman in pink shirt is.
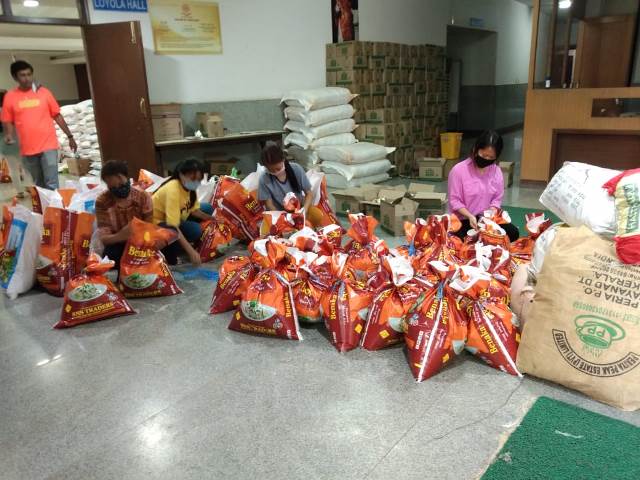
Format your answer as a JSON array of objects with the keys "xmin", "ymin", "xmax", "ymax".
[{"xmin": 448, "ymin": 130, "xmax": 519, "ymax": 242}]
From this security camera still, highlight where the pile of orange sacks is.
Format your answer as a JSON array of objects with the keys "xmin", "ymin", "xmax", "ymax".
[{"xmin": 210, "ymin": 209, "xmax": 552, "ymax": 382}]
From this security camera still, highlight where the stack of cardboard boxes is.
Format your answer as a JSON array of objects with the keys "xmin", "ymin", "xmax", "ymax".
[
  {"xmin": 326, "ymin": 41, "xmax": 448, "ymax": 178},
  {"xmin": 333, "ymin": 183, "xmax": 447, "ymax": 236}
]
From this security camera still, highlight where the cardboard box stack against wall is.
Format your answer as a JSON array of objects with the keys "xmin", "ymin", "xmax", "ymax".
[{"xmin": 326, "ymin": 41, "xmax": 448, "ymax": 178}]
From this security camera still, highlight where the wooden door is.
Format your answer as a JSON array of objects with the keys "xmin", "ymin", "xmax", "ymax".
[
  {"xmin": 574, "ymin": 15, "xmax": 637, "ymax": 88},
  {"xmin": 82, "ymin": 22, "xmax": 157, "ymax": 177}
]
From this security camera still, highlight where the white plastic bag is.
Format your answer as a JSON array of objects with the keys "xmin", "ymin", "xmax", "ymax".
[
  {"xmin": 197, "ymin": 175, "xmax": 218, "ymax": 204},
  {"xmin": 316, "ymin": 142, "xmax": 396, "ymax": 164},
  {"xmin": 1, "ymin": 205, "xmax": 43, "ymax": 299},
  {"xmin": 320, "ymin": 159, "xmax": 391, "ymax": 181},
  {"xmin": 284, "ymin": 104, "xmax": 355, "ymax": 126},
  {"xmin": 284, "ymin": 132, "xmax": 356, "ymax": 150},
  {"xmin": 68, "ymin": 185, "xmax": 107, "ymax": 214},
  {"xmin": 281, "ymin": 87, "xmax": 356, "ymax": 111},
  {"xmin": 284, "ymin": 119, "xmax": 356, "ymax": 141},
  {"xmin": 528, "ymin": 224, "xmax": 563, "ymax": 278},
  {"xmin": 240, "ymin": 165, "xmax": 266, "ymax": 196},
  {"xmin": 539, "ymin": 162, "xmax": 618, "ymax": 236},
  {"xmin": 325, "ymin": 172, "xmax": 390, "ymax": 189}
]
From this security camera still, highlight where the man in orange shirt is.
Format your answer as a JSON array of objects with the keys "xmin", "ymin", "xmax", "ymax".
[{"xmin": 1, "ymin": 60, "xmax": 77, "ymax": 190}]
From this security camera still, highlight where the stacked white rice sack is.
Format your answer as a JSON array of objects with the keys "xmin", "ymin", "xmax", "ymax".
[
  {"xmin": 56, "ymin": 100, "xmax": 102, "ymax": 175},
  {"xmin": 315, "ymin": 142, "xmax": 395, "ymax": 189},
  {"xmin": 282, "ymin": 87, "xmax": 357, "ymax": 169}
]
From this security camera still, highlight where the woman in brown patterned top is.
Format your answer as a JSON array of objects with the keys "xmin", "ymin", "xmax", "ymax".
[{"xmin": 95, "ymin": 160, "xmax": 154, "ymax": 269}]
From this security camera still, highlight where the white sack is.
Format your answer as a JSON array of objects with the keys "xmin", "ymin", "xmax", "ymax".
[
  {"xmin": 317, "ymin": 142, "xmax": 396, "ymax": 165},
  {"xmin": 281, "ymin": 87, "xmax": 356, "ymax": 111},
  {"xmin": 284, "ymin": 119, "xmax": 356, "ymax": 141},
  {"xmin": 320, "ymin": 159, "xmax": 391, "ymax": 181},
  {"xmin": 325, "ymin": 172, "xmax": 390, "ymax": 189},
  {"xmin": 284, "ymin": 104, "xmax": 354, "ymax": 126},
  {"xmin": 284, "ymin": 132, "xmax": 356, "ymax": 150}
]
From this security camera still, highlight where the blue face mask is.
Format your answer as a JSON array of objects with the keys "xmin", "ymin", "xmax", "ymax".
[{"xmin": 183, "ymin": 179, "xmax": 200, "ymax": 191}]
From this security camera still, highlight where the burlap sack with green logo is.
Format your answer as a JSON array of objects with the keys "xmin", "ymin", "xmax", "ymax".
[{"xmin": 517, "ymin": 226, "xmax": 640, "ymax": 410}]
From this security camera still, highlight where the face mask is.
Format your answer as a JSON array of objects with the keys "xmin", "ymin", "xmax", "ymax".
[
  {"xmin": 474, "ymin": 155, "xmax": 495, "ymax": 169},
  {"xmin": 269, "ymin": 165, "xmax": 286, "ymax": 176},
  {"xmin": 109, "ymin": 180, "xmax": 131, "ymax": 199},
  {"xmin": 182, "ymin": 179, "xmax": 200, "ymax": 191}
]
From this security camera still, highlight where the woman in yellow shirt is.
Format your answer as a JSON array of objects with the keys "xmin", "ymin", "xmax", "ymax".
[{"xmin": 152, "ymin": 158, "xmax": 213, "ymax": 265}]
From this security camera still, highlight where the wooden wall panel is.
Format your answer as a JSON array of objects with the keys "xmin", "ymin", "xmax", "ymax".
[{"xmin": 521, "ymin": 87, "xmax": 640, "ymax": 181}]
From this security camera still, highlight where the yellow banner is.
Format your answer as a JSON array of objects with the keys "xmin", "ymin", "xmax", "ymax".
[{"xmin": 149, "ymin": 0, "xmax": 222, "ymax": 55}]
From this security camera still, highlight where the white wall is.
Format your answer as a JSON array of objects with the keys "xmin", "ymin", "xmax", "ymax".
[
  {"xmin": 447, "ymin": 27, "xmax": 497, "ymax": 85},
  {"xmin": 89, "ymin": 0, "xmax": 332, "ymax": 104},
  {"xmin": 450, "ymin": 0, "xmax": 532, "ymax": 85},
  {"xmin": 0, "ymin": 53, "xmax": 79, "ymax": 100},
  {"xmin": 358, "ymin": 0, "xmax": 449, "ymax": 46}
]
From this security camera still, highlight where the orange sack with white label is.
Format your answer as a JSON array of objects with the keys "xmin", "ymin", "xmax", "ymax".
[
  {"xmin": 56, "ymin": 254, "xmax": 135, "ymax": 328},
  {"xmin": 229, "ymin": 238, "xmax": 302, "ymax": 340},
  {"xmin": 36, "ymin": 207, "xmax": 94, "ymax": 297},
  {"xmin": 212, "ymin": 176, "xmax": 264, "ymax": 241},
  {"xmin": 603, "ymin": 168, "xmax": 640, "ymax": 264},
  {"xmin": 209, "ymin": 255, "xmax": 257, "ymax": 314},
  {"xmin": 197, "ymin": 220, "xmax": 233, "ymax": 262},
  {"xmin": 119, "ymin": 218, "xmax": 182, "ymax": 298}
]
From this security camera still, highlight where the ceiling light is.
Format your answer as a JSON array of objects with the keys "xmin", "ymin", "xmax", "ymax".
[
  {"xmin": 23, "ymin": 0, "xmax": 39, "ymax": 6},
  {"xmin": 559, "ymin": 0, "xmax": 572, "ymax": 9}
]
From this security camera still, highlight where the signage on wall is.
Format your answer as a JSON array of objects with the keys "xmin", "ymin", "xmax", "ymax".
[
  {"xmin": 149, "ymin": 0, "xmax": 223, "ymax": 55},
  {"xmin": 93, "ymin": 0, "xmax": 148, "ymax": 12}
]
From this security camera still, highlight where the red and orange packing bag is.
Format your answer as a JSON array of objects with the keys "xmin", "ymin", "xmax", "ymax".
[
  {"xmin": 36, "ymin": 207, "xmax": 94, "ymax": 297},
  {"xmin": 197, "ymin": 220, "xmax": 233, "ymax": 262},
  {"xmin": 322, "ymin": 276, "xmax": 373, "ymax": 353},
  {"xmin": 212, "ymin": 176, "xmax": 264, "ymax": 241},
  {"xmin": 344, "ymin": 214, "xmax": 387, "ymax": 280},
  {"xmin": 450, "ymin": 266, "xmax": 522, "ymax": 377},
  {"xmin": 306, "ymin": 171, "xmax": 341, "ymax": 228},
  {"xmin": 361, "ymin": 255, "xmax": 432, "ymax": 351},
  {"xmin": 261, "ymin": 211, "xmax": 305, "ymax": 237},
  {"xmin": 404, "ymin": 275, "xmax": 468, "ymax": 382},
  {"xmin": 56, "ymin": 254, "xmax": 135, "ymax": 329},
  {"xmin": 119, "ymin": 218, "xmax": 182, "ymax": 298},
  {"xmin": 209, "ymin": 255, "xmax": 257, "ymax": 314},
  {"xmin": 229, "ymin": 239, "xmax": 302, "ymax": 340},
  {"xmin": 289, "ymin": 252, "xmax": 332, "ymax": 324},
  {"xmin": 411, "ymin": 215, "xmax": 462, "ymax": 274},
  {"xmin": 509, "ymin": 212, "xmax": 552, "ymax": 270}
]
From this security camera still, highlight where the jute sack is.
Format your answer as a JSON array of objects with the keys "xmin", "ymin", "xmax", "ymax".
[{"xmin": 516, "ymin": 226, "xmax": 640, "ymax": 410}]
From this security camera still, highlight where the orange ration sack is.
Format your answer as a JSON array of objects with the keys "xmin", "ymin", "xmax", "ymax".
[
  {"xmin": 119, "ymin": 218, "xmax": 182, "ymax": 298},
  {"xmin": 209, "ymin": 256, "xmax": 256, "ymax": 314},
  {"xmin": 36, "ymin": 207, "xmax": 94, "ymax": 297},
  {"xmin": 213, "ymin": 176, "xmax": 263, "ymax": 241},
  {"xmin": 197, "ymin": 220, "xmax": 233, "ymax": 262},
  {"xmin": 283, "ymin": 192, "xmax": 301, "ymax": 212},
  {"xmin": 482, "ymin": 208, "xmax": 511, "ymax": 225},
  {"xmin": 322, "ymin": 279, "xmax": 373, "ymax": 352},
  {"xmin": 450, "ymin": 266, "xmax": 521, "ymax": 377},
  {"xmin": 260, "ymin": 211, "xmax": 305, "ymax": 237},
  {"xmin": 603, "ymin": 168, "xmax": 640, "ymax": 264},
  {"xmin": 403, "ymin": 283, "xmax": 468, "ymax": 382},
  {"xmin": 229, "ymin": 239, "xmax": 301, "ymax": 340},
  {"xmin": 56, "ymin": 254, "xmax": 135, "ymax": 328},
  {"xmin": 134, "ymin": 169, "xmax": 166, "ymax": 193},
  {"xmin": 344, "ymin": 214, "xmax": 386, "ymax": 279},
  {"xmin": 292, "ymin": 269, "xmax": 329, "ymax": 324},
  {"xmin": 477, "ymin": 217, "xmax": 511, "ymax": 248},
  {"xmin": 411, "ymin": 215, "xmax": 461, "ymax": 273},
  {"xmin": 306, "ymin": 171, "xmax": 341, "ymax": 228}
]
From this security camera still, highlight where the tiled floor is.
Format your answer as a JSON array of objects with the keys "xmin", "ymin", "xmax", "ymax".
[{"xmin": 2, "ymin": 134, "xmax": 638, "ymax": 480}]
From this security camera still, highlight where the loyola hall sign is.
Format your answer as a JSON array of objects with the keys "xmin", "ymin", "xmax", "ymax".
[{"xmin": 93, "ymin": 0, "xmax": 148, "ymax": 12}]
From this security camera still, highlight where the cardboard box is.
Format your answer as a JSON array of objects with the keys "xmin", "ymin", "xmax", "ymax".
[
  {"xmin": 350, "ymin": 83, "xmax": 370, "ymax": 95},
  {"xmin": 326, "ymin": 71, "xmax": 337, "ymax": 85},
  {"xmin": 365, "ymin": 123, "xmax": 395, "ymax": 140},
  {"xmin": 399, "ymin": 106, "xmax": 413, "ymax": 120},
  {"xmin": 332, "ymin": 184, "xmax": 381, "ymax": 215},
  {"xmin": 209, "ymin": 160, "xmax": 237, "ymax": 176},
  {"xmin": 371, "ymin": 69, "xmax": 384, "ymax": 83},
  {"xmin": 326, "ymin": 43, "xmax": 337, "ymax": 60},
  {"xmin": 380, "ymin": 195, "xmax": 419, "ymax": 236},
  {"xmin": 336, "ymin": 41, "xmax": 364, "ymax": 57},
  {"xmin": 336, "ymin": 69, "xmax": 365, "ymax": 86},
  {"xmin": 366, "ymin": 108, "xmax": 395, "ymax": 123},
  {"xmin": 386, "ymin": 84, "xmax": 402, "ymax": 96},
  {"xmin": 372, "ymin": 95, "xmax": 385, "ymax": 109},
  {"xmin": 361, "ymin": 200, "xmax": 382, "ymax": 220},
  {"xmin": 151, "ymin": 103, "xmax": 181, "ymax": 117},
  {"xmin": 388, "ymin": 43, "xmax": 401, "ymax": 57},
  {"xmin": 444, "ymin": 159, "xmax": 459, "ymax": 179},
  {"xmin": 196, "ymin": 112, "xmax": 224, "ymax": 138},
  {"xmin": 152, "ymin": 117, "xmax": 183, "ymax": 142},
  {"xmin": 369, "ymin": 56, "xmax": 385, "ymax": 70},
  {"xmin": 385, "ymin": 56, "xmax": 399, "ymax": 69},
  {"xmin": 326, "ymin": 57, "xmax": 342, "ymax": 72},
  {"xmin": 408, "ymin": 187, "xmax": 447, "ymax": 219},
  {"xmin": 418, "ymin": 157, "xmax": 446, "ymax": 181},
  {"xmin": 67, "ymin": 157, "xmax": 91, "ymax": 176},
  {"xmin": 372, "ymin": 42, "xmax": 388, "ymax": 56},
  {"xmin": 370, "ymin": 82, "xmax": 386, "ymax": 96},
  {"xmin": 338, "ymin": 54, "xmax": 368, "ymax": 70},
  {"xmin": 500, "ymin": 161, "xmax": 515, "ymax": 188}
]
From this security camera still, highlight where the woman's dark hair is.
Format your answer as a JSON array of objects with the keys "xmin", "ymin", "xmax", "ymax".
[
  {"xmin": 261, "ymin": 141, "xmax": 301, "ymax": 194},
  {"xmin": 100, "ymin": 160, "xmax": 129, "ymax": 181},
  {"xmin": 472, "ymin": 130, "xmax": 503, "ymax": 160},
  {"xmin": 156, "ymin": 157, "xmax": 205, "ymax": 210},
  {"xmin": 10, "ymin": 60, "xmax": 33, "ymax": 79}
]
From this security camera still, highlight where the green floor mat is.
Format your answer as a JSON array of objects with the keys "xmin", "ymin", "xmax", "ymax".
[
  {"xmin": 502, "ymin": 205, "xmax": 562, "ymax": 233},
  {"xmin": 481, "ymin": 396, "xmax": 640, "ymax": 480}
]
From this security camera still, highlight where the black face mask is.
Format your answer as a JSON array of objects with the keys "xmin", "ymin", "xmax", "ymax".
[
  {"xmin": 474, "ymin": 155, "xmax": 495, "ymax": 169},
  {"xmin": 110, "ymin": 180, "xmax": 131, "ymax": 199}
]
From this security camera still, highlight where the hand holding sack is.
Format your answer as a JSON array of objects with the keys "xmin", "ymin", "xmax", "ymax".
[
  {"xmin": 197, "ymin": 220, "xmax": 233, "ymax": 262},
  {"xmin": 282, "ymin": 192, "xmax": 301, "ymax": 212},
  {"xmin": 56, "ymin": 254, "xmax": 135, "ymax": 328},
  {"xmin": 450, "ymin": 266, "xmax": 522, "ymax": 377},
  {"xmin": 209, "ymin": 256, "xmax": 257, "ymax": 314},
  {"xmin": 119, "ymin": 218, "xmax": 182, "ymax": 298},
  {"xmin": 229, "ymin": 239, "xmax": 302, "ymax": 340}
]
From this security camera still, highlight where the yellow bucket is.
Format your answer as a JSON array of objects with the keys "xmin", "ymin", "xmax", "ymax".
[{"xmin": 440, "ymin": 132, "xmax": 463, "ymax": 159}]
